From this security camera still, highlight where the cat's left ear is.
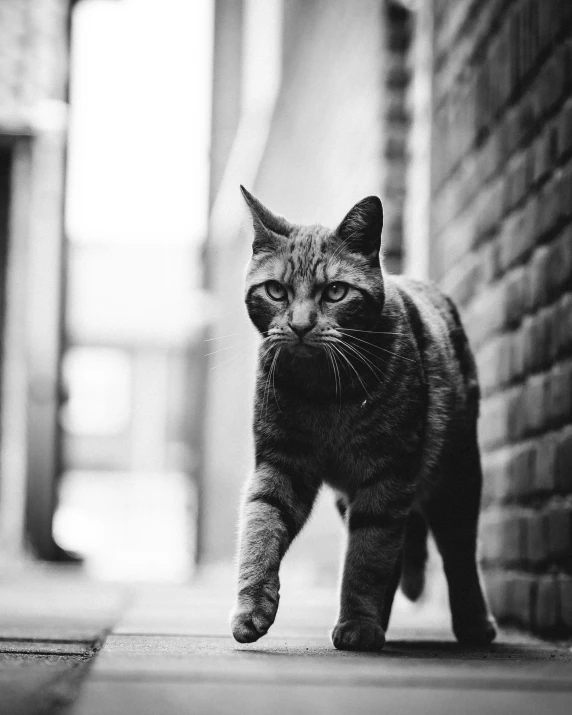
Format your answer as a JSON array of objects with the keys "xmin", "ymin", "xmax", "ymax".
[
  {"xmin": 335, "ymin": 196, "xmax": 383, "ymax": 264},
  {"xmin": 240, "ymin": 186, "xmax": 292, "ymax": 255}
]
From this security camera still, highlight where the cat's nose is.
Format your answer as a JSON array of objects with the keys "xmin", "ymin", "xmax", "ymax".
[{"xmin": 288, "ymin": 322, "xmax": 314, "ymax": 339}]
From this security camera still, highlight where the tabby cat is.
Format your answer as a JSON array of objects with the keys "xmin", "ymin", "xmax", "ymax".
[{"xmin": 231, "ymin": 186, "xmax": 497, "ymax": 651}]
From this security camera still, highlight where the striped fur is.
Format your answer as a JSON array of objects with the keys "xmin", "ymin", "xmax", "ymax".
[{"xmin": 231, "ymin": 189, "xmax": 497, "ymax": 650}]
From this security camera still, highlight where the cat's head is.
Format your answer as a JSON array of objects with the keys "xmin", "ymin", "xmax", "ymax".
[{"xmin": 242, "ymin": 186, "xmax": 385, "ymax": 357}]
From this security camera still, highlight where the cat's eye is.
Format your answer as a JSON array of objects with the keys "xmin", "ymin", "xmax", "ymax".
[
  {"xmin": 265, "ymin": 280, "xmax": 287, "ymax": 301},
  {"xmin": 323, "ymin": 282, "xmax": 349, "ymax": 303}
]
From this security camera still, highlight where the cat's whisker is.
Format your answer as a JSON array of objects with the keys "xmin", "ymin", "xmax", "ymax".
[
  {"xmin": 270, "ymin": 347, "xmax": 282, "ymax": 411},
  {"xmin": 209, "ymin": 339, "xmax": 273, "ymax": 377},
  {"xmin": 326, "ymin": 345, "xmax": 341, "ymax": 404},
  {"xmin": 261, "ymin": 343, "xmax": 279, "ymax": 418},
  {"xmin": 329, "ymin": 342, "xmax": 371, "ymax": 398},
  {"xmin": 209, "ymin": 346, "xmax": 267, "ymax": 391},
  {"xmin": 342, "ymin": 333, "xmax": 416, "ymax": 364},
  {"xmin": 204, "ymin": 333, "xmax": 240, "ymax": 342},
  {"xmin": 209, "ymin": 352, "xmax": 250, "ymax": 388},
  {"xmin": 324, "ymin": 346, "xmax": 335, "ymax": 398},
  {"xmin": 331, "ymin": 339, "xmax": 385, "ymax": 383},
  {"xmin": 337, "ymin": 328, "xmax": 407, "ymax": 336},
  {"xmin": 326, "ymin": 344, "xmax": 343, "ymax": 419},
  {"xmin": 204, "ymin": 340, "xmax": 248, "ymax": 357},
  {"xmin": 209, "ymin": 348, "xmax": 251, "ymax": 371},
  {"xmin": 264, "ymin": 347, "xmax": 281, "ymax": 418}
]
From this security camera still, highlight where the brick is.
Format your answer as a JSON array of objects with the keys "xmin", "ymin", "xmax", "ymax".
[
  {"xmin": 506, "ymin": 265, "xmax": 529, "ymax": 325},
  {"xmin": 480, "ymin": 392, "xmax": 509, "ymax": 450},
  {"xmin": 537, "ymin": 175, "xmax": 562, "ymax": 239},
  {"xmin": 509, "ymin": 328, "xmax": 526, "ymax": 382},
  {"xmin": 441, "ymin": 252, "xmax": 482, "ymax": 308},
  {"xmin": 504, "ymin": 153, "xmax": 527, "ymax": 213},
  {"xmin": 547, "ymin": 362, "xmax": 572, "ymax": 426},
  {"xmin": 480, "ymin": 239, "xmax": 501, "ymax": 284},
  {"xmin": 482, "ymin": 448, "xmax": 511, "ymax": 504},
  {"xmin": 477, "ymin": 335, "xmax": 512, "ymax": 395},
  {"xmin": 479, "ymin": 510, "xmax": 503, "ymax": 563},
  {"xmin": 524, "ymin": 510, "xmax": 548, "ymax": 565},
  {"xmin": 500, "ymin": 207, "xmax": 534, "ymax": 271},
  {"xmin": 482, "ymin": 442, "xmax": 536, "ymax": 504},
  {"xmin": 535, "ymin": 431, "xmax": 558, "ymax": 493},
  {"xmin": 547, "ymin": 302, "xmax": 561, "ymax": 364},
  {"xmin": 479, "ymin": 508, "xmax": 527, "ymax": 566},
  {"xmin": 556, "ymin": 425, "xmax": 572, "ymax": 494},
  {"xmin": 533, "ymin": 127, "xmax": 551, "ymax": 185},
  {"xmin": 559, "ymin": 100, "xmax": 572, "ymax": 160},
  {"xmin": 527, "ymin": 245, "xmax": 549, "ymax": 310},
  {"xmin": 511, "ymin": 441, "xmax": 536, "ymax": 497},
  {"xmin": 522, "ymin": 311, "xmax": 552, "ymax": 373},
  {"xmin": 537, "ymin": 47, "xmax": 566, "ymax": 117},
  {"xmin": 556, "ymin": 292, "xmax": 572, "ymax": 356},
  {"xmin": 538, "ymin": 0, "xmax": 555, "ymax": 53},
  {"xmin": 482, "ymin": 568, "xmax": 511, "ymax": 620},
  {"xmin": 509, "ymin": 9, "xmax": 521, "ymax": 95},
  {"xmin": 511, "ymin": 572, "xmax": 536, "ymax": 627},
  {"xmin": 558, "ymin": 163, "xmax": 572, "ymax": 224},
  {"xmin": 499, "ymin": 510, "xmax": 527, "ymax": 565},
  {"xmin": 464, "ymin": 280, "xmax": 508, "ymax": 349},
  {"xmin": 508, "ymin": 385, "xmax": 527, "ymax": 443},
  {"xmin": 546, "ymin": 503, "xmax": 572, "ymax": 560},
  {"xmin": 547, "ymin": 117, "xmax": 561, "ymax": 168},
  {"xmin": 534, "ymin": 575, "xmax": 559, "ymax": 633},
  {"xmin": 559, "ymin": 575, "xmax": 572, "ymax": 629},
  {"xmin": 524, "ymin": 372, "xmax": 549, "ymax": 435},
  {"xmin": 546, "ymin": 227, "xmax": 572, "ymax": 302},
  {"xmin": 478, "ymin": 179, "xmax": 504, "ymax": 241},
  {"xmin": 516, "ymin": 94, "xmax": 536, "ymax": 148}
]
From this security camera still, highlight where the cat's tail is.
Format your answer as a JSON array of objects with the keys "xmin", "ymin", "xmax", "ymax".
[{"xmin": 400, "ymin": 509, "xmax": 429, "ymax": 602}]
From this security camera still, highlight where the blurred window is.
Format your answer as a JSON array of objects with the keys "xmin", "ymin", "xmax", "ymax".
[{"xmin": 62, "ymin": 347, "xmax": 131, "ymax": 436}]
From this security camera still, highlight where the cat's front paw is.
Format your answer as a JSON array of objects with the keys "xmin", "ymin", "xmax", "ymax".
[
  {"xmin": 231, "ymin": 587, "xmax": 279, "ymax": 644},
  {"xmin": 331, "ymin": 619, "xmax": 386, "ymax": 651}
]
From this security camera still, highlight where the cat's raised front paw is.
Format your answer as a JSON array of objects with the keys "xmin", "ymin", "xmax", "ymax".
[
  {"xmin": 231, "ymin": 589, "xmax": 279, "ymax": 644},
  {"xmin": 331, "ymin": 619, "xmax": 386, "ymax": 651}
]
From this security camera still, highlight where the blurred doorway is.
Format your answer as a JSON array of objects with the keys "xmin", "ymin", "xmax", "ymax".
[{"xmin": 55, "ymin": 0, "xmax": 213, "ymax": 580}]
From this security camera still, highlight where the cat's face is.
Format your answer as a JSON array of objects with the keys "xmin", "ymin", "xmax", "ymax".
[{"xmin": 242, "ymin": 187, "xmax": 385, "ymax": 358}]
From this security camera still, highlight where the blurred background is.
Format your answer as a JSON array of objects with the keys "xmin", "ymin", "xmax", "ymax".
[{"xmin": 0, "ymin": 0, "xmax": 570, "ymax": 638}]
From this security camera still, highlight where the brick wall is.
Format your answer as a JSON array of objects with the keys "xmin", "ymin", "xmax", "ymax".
[{"xmin": 430, "ymin": 0, "xmax": 572, "ymax": 636}]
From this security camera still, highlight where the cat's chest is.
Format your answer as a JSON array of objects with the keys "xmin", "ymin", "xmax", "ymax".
[
  {"xmin": 287, "ymin": 397, "xmax": 390, "ymax": 464},
  {"xmin": 275, "ymin": 392, "xmax": 420, "ymax": 489}
]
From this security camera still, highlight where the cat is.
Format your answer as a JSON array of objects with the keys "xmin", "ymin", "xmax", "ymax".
[{"xmin": 231, "ymin": 186, "xmax": 497, "ymax": 651}]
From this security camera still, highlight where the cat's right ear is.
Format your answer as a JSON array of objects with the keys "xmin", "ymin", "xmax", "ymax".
[
  {"xmin": 240, "ymin": 186, "xmax": 291, "ymax": 254},
  {"xmin": 335, "ymin": 196, "xmax": 383, "ymax": 265}
]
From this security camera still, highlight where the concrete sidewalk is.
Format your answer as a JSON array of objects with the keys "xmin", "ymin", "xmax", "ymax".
[
  {"xmin": 1, "ymin": 567, "xmax": 571, "ymax": 715},
  {"xmin": 73, "ymin": 571, "xmax": 572, "ymax": 715},
  {"xmin": 0, "ymin": 565, "xmax": 125, "ymax": 715}
]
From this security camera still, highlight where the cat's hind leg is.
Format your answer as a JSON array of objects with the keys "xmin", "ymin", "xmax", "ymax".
[
  {"xmin": 423, "ymin": 432, "xmax": 497, "ymax": 645},
  {"xmin": 400, "ymin": 507, "xmax": 428, "ymax": 602}
]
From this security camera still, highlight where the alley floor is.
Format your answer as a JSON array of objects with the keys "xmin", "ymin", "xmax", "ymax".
[{"xmin": 0, "ymin": 565, "xmax": 571, "ymax": 715}]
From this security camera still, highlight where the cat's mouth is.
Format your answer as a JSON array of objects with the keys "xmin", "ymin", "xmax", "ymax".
[{"xmin": 286, "ymin": 341, "xmax": 322, "ymax": 358}]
